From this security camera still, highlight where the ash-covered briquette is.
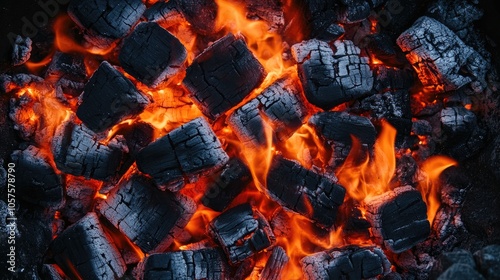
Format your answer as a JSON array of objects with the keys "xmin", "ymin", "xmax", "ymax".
[
  {"xmin": 76, "ymin": 61, "xmax": 150, "ymax": 133},
  {"xmin": 11, "ymin": 35, "xmax": 32, "ymax": 66},
  {"xmin": 136, "ymin": 117, "xmax": 229, "ymax": 192},
  {"xmin": 397, "ymin": 16, "xmax": 488, "ymax": 93},
  {"xmin": 119, "ymin": 22, "xmax": 187, "ymax": 87},
  {"xmin": 440, "ymin": 107, "xmax": 477, "ymax": 137},
  {"xmin": 60, "ymin": 177, "xmax": 97, "ymax": 223},
  {"xmin": 201, "ymin": 157, "xmax": 252, "ymax": 212},
  {"xmin": 266, "ymin": 155, "xmax": 346, "ymax": 228},
  {"xmin": 97, "ymin": 174, "xmax": 196, "ymax": 253},
  {"xmin": 259, "ymin": 246, "xmax": 289, "ymax": 280},
  {"xmin": 51, "ymin": 120, "xmax": 126, "ymax": 181},
  {"xmin": 301, "ymin": 246, "xmax": 391, "ymax": 280},
  {"xmin": 183, "ymin": 33, "xmax": 266, "ymax": 120},
  {"xmin": 67, "ymin": 0, "xmax": 145, "ymax": 48},
  {"xmin": 40, "ymin": 264, "xmax": 64, "ymax": 280},
  {"xmin": 427, "ymin": 0, "xmax": 483, "ymax": 38},
  {"xmin": 51, "ymin": 213, "xmax": 127, "ymax": 280},
  {"xmin": 10, "ymin": 145, "xmax": 63, "ymax": 208},
  {"xmin": 292, "ymin": 39, "xmax": 373, "ymax": 111},
  {"xmin": 137, "ymin": 248, "xmax": 229, "ymax": 280},
  {"xmin": 208, "ymin": 203, "xmax": 275, "ymax": 264},
  {"xmin": 228, "ymin": 78, "xmax": 307, "ymax": 147},
  {"xmin": 365, "ymin": 186, "xmax": 431, "ymax": 253}
]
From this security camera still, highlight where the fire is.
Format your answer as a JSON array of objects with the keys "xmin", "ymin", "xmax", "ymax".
[
  {"xmin": 282, "ymin": 124, "xmax": 329, "ymax": 169},
  {"xmin": 418, "ymin": 156, "xmax": 457, "ymax": 224}
]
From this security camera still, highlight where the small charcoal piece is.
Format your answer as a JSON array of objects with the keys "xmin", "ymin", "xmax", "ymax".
[
  {"xmin": 60, "ymin": 177, "xmax": 97, "ymax": 223},
  {"xmin": 10, "ymin": 145, "xmax": 63, "ymax": 208},
  {"xmin": 176, "ymin": 0, "xmax": 218, "ymax": 35},
  {"xmin": 201, "ymin": 158, "xmax": 252, "ymax": 212},
  {"xmin": 136, "ymin": 117, "xmax": 229, "ymax": 192},
  {"xmin": 292, "ymin": 39, "xmax": 373, "ymax": 110},
  {"xmin": 144, "ymin": 1, "xmax": 184, "ymax": 26},
  {"xmin": 298, "ymin": 0, "xmax": 337, "ymax": 38},
  {"xmin": 259, "ymin": 246, "xmax": 289, "ymax": 280},
  {"xmin": 365, "ymin": 33, "xmax": 407, "ymax": 67},
  {"xmin": 76, "ymin": 61, "xmax": 149, "ymax": 132},
  {"xmin": 45, "ymin": 52, "xmax": 87, "ymax": 83},
  {"xmin": 138, "ymin": 248, "xmax": 228, "ymax": 280},
  {"xmin": 431, "ymin": 249, "xmax": 477, "ymax": 278},
  {"xmin": 371, "ymin": 65, "xmax": 414, "ymax": 94},
  {"xmin": 52, "ymin": 120, "xmax": 125, "ymax": 181},
  {"xmin": 440, "ymin": 107, "xmax": 477, "ymax": 138},
  {"xmin": 119, "ymin": 22, "xmax": 187, "ymax": 87},
  {"xmin": 183, "ymin": 33, "xmax": 266, "ymax": 120},
  {"xmin": 208, "ymin": 203, "xmax": 275, "ymax": 264},
  {"xmin": 68, "ymin": 0, "xmax": 146, "ymax": 48},
  {"xmin": 357, "ymin": 90, "xmax": 411, "ymax": 119},
  {"xmin": 437, "ymin": 264, "xmax": 485, "ymax": 280},
  {"xmin": 301, "ymin": 246, "xmax": 391, "ymax": 280},
  {"xmin": 12, "ymin": 35, "xmax": 32, "ymax": 66},
  {"xmin": 397, "ymin": 16, "xmax": 487, "ymax": 93},
  {"xmin": 228, "ymin": 78, "xmax": 307, "ymax": 147},
  {"xmin": 238, "ymin": 0, "xmax": 284, "ymax": 32},
  {"xmin": 51, "ymin": 213, "xmax": 127, "ymax": 279},
  {"xmin": 365, "ymin": 186, "xmax": 430, "ymax": 253},
  {"xmin": 338, "ymin": 0, "xmax": 371, "ymax": 24},
  {"xmin": 474, "ymin": 245, "xmax": 500, "ymax": 279},
  {"xmin": 427, "ymin": 0, "xmax": 483, "ymax": 37},
  {"xmin": 317, "ymin": 23, "xmax": 345, "ymax": 41},
  {"xmin": 98, "ymin": 174, "xmax": 195, "ymax": 253},
  {"xmin": 266, "ymin": 155, "xmax": 346, "ymax": 228}
]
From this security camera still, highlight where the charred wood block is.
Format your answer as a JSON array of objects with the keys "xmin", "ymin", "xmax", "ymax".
[
  {"xmin": 437, "ymin": 264, "xmax": 485, "ymax": 280},
  {"xmin": 309, "ymin": 111, "xmax": 376, "ymax": 146},
  {"xmin": 136, "ymin": 117, "xmax": 229, "ymax": 191},
  {"xmin": 338, "ymin": 0, "xmax": 371, "ymax": 24},
  {"xmin": 316, "ymin": 23, "xmax": 345, "ymax": 41},
  {"xmin": 98, "ymin": 174, "xmax": 195, "ymax": 253},
  {"xmin": 266, "ymin": 156, "xmax": 346, "ymax": 228},
  {"xmin": 301, "ymin": 246, "xmax": 391, "ymax": 280},
  {"xmin": 365, "ymin": 186, "xmax": 431, "ymax": 253},
  {"xmin": 396, "ymin": 16, "xmax": 486, "ymax": 93},
  {"xmin": 138, "ymin": 248, "xmax": 228, "ymax": 280},
  {"xmin": 365, "ymin": 33, "xmax": 408, "ymax": 67},
  {"xmin": 183, "ymin": 33, "xmax": 266, "ymax": 120},
  {"xmin": 299, "ymin": 0, "xmax": 337, "ymax": 38},
  {"xmin": 431, "ymin": 249, "xmax": 476, "ymax": 278},
  {"xmin": 427, "ymin": 0, "xmax": 483, "ymax": 35},
  {"xmin": 52, "ymin": 121, "xmax": 125, "ymax": 181},
  {"xmin": 144, "ymin": 1, "xmax": 184, "ymax": 25},
  {"xmin": 60, "ymin": 177, "xmax": 97, "ymax": 223},
  {"xmin": 259, "ymin": 246, "xmax": 289, "ymax": 280},
  {"xmin": 12, "ymin": 35, "xmax": 32, "ymax": 66},
  {"xmin": 357, "ymin": 90, "xmax": 411, "ymax": 119},
  {"xmin": 119, "ymin": 22, "xmax": 187, "ymax": 87},
  {"xmin": 440, "ymin": 107, "xmax": 477, "ymax": 138},
  {"xmin": 208, "ymin": 203, "xmax": 275, "ymax": 264},
  {"xmin": 46, "ymin": 52, "xmax": 86, "ymax": 83},
  {"xmin": 228, "ymin": 99, "xmax": 268, "ymax": 147},
  {"xmin": 177, "ymin": 0, "xmax": 218, "ymax": 35},
  {"xmin": 201, "ymin": 158, "xmax": 252, "ymax": 212},
  {"xmin": 51, "ymin": 213, "xmax": 127, "ymax": 280},
  {"xmin": 68, "ymin": 0, "xmax": 145, "ymax": 48},
  {"xmin": 372, "ymin": 65, "xmax": 414, "ymax": 93},
  {"xmin": 292, "ymin": 39, "xmax": 373, "ymax": 110},
  {"xmin": 238, "ymin": 0, "xmax": 285, "ymax": 32},
  {"xmin": 10, "ymin": 145, "xmax": 63, "ymax": 208},
  {"xmin": 114, "ymin": 121, "xmax": 154, "ymax": 157},
  {"xmin": 76, "ymin": 61, "xmax": 149, "ymax": 133}
]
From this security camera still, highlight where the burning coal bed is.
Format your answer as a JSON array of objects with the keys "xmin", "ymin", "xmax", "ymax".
[{"xmin": 1, "ymin": 0, "xmax": 500, "ymax": 279}]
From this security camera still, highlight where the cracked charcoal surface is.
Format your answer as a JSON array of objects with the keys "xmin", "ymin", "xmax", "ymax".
[
  {"xmin": 98, "ymin": 174, "xmax": 196, "ymax": 253},
  {"xmin": 76, "ymin": 61, "xmax": 149, "ymax": 133},
  {"xmin": 427, "ymin": 0, "xmax": 483, "ymax": 36},
  {"xmin": 10, "ymin": 145, "xmax": 63, "ymax": 208},
  {"xmin": 51, "ymin": 120, "xmax": 125, "ymax": 181},
  {"xmin": 11, "ymin": 35, "xmax": 32, "ymax": 66},
  {"xmin": 365, "ymin": 186, "xmax": 431, "ymax": 253},
  {"xmin": 68, "ymin": 0, "xmax": 145, "ymax": 48},
  {"xmin": 46, "ymin": 52, "xmax": 87, "ymax": 83},
  {"xmin": 266, "ymin": 155, "xmax": 346, "ymax": 228},
  {"xmin": 301, "ymin": 246, "xmax": 391, "ymax": 280},
  {"xmin": 136, "ymin": 117, "xmax": 229, "ymax": 192},
  {"xmin": 119, "ymin": 22, "xmax": 187, "ymax": 87},
  {"xmin": 357, "ymin": 90, "xmax": 411, "ymax": 119},
  {"xmin": 208, "ymin": 203, "xmax": 275, "ymax": 264},
  {"xmin": 139, "ymin": 248, "xmax": 228, "ymax": 280},
  {"xmin": 144, "ymin": 0, "xmax": 184, "ymax": 27},
  {"xmin": 396, "ymin": 16, "xmax": 487, "ymax": 93},
  {"xmin": 437, "ymin": 264, "xmax": 485, "ymax": 280},
  {"xmin": 292, "ymin": 39, "xmax": 373, "ymax": 110},
  {"xmin": 440, "ymin": 107, "xmax": 477, "ymax": 137},
  {"xmin": 338, "ymin": 0, "xmax": 371, "ymax": 24},
  {"xmin": 300, "ymin": 0, "xmax": 338, "ymax": 38},
  {"xmin": 371, "ymin": 65, "xmax": 414, "ymax": 94},
  {"xmin": 176, "ymin": 0, "xmax": 218, "ymax": 35},
  {"xmin": 228, "ymin": 99, "xmax": 268, "ymax": 147},
  {"xmin": 259, "ymin": 246, "xmax": 289, "ymax": 280},
  {"xmin": 51, "ymin": 213, "xmax": 126, "ymax": 280},
  {"xmin": 237, "ymin": 0, "xmax": 285, "ymax": 32},
  {"xmin": 60, "ymin": 177, "xmax": 97, "ymax": 223},
  {"xmin": 183, "ymin": 33, "xmax": 266, "ymax": 120}
]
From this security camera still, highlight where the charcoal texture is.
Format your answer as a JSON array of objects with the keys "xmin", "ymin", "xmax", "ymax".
[
  {"xmin": 51, "ymin": 213, "xmax": 127, "ymax": 280},
  {"xmin": 176, "ymin": 0, "xmax": 218, "ymax": 35},
  {"xmin": 266, "ymin": 156, "xmax": 346, "ymax": 228},
  {"xmin": 365, "ymin": 186, "xmax": 431, "ymax": 253},
  {"xmin": 301, "ymin": 246, "xmax": 391, "ymax": 280},
  {"xmin": 139, "ymin": 248, "xmax": 228, "ymax": 280},
  {"xmin": 98, "ymin": 175, "xmax": 196, "ymax": 253},
  {"xmin": 136, "ymin": 117, "xmax": 229, "ymax": 191},
  {"xmin": 68, "ymin": 0, "xmax": 145, "ymax": 47},
  {"xmin": 11, "ymin": 35, "xmax": 32, "ymax": 66},
  {"xmin": 46, "ymin": 52, "xmax": 87, "ymax": 83},
  {"xmin": 259, "ymin": 246, "xmax": 289, "ymax": 280},
  {"xmin": 427, "ymin": 0, "xmax": 483, "ymax": 36},
  {"xmin": 437, "ymin": 264, "xmax": 485, "ymax": 280},
  {"xmin": 299, "ymin": 0, "xmax": 338, "ymax": 38},
  {"xmin": 144, "ymin": 0, "xmax": 184, "ymax": 27},
  {"xmin": 76, "ymin": 61, "xmax": 149, "ymax": 133},
  {"xmin": 292, "ymin": 39, "xmax": 373, "ymax": 110},
  {"xmin": 474, "ymin": 245, "xmax": 500, "ymax": 279},
  {"xmin": 183, "ymin": 34, "xmax": 266, "ymax": 120},
  {"xmin": 119, "ymin": 22, "xmax": 187, "ymax": 87},
  {"xmin": 208, "ymin": 203, "xmax": 275, "ymax": 264},
  {"xmin": 60, "ymin": 177, "xmax": 97, "ymax": 223}
]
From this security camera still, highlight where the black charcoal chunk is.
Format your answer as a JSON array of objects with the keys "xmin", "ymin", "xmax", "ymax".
[
  {"xmin": 46, "ymin": 52, "xmax": 87, "ymax": 83},
  {"xmin": 238, "ymin": 0, "xmax": 285, "ymax": 32},
  {"xmin": 266, "ymin": 156, "xmax": 346, "ymax": 228},
  {"xmin": 317, "ymin": 24, "xmax": 345, "ymax": 41},
  {"xmin": 474, "ymin": 245, "xmax": 500, "ymax": 279},
  {"xmin": 176, "ymin": 0, "xmax": 218, "ymax": 35},
  {"xmin": 51, "ymin": 213, "xmax": 127, "ymax": 279},
  {"xmin": 60, "ymin": 177, "xmax": 97, "ymax": 223},
  {"xmin": 144, "ymin": 1, "xmax": 184, "ymax": 25},
  {"xmin": 301, "ymin": 246, "xmax": 391, "ymax": 280},
  {"xmin": 76, "ymin": 61, "xmax": 149, "ymax": 133},
  {"xmin": 431, "ymin": 249, "xmax": 476, "ymax": 277},
  {"xmin": 338, "ymin": 0, "xmax": 371, "ymax": 24},
  {"xmin": 260, "ymin": 246, "xmax": 289, "ymax": 280},
  {"xmin": 299, "ymin": 0, "xmax": 338, "ymax": 38},
  {"xmin": 292, "ymin": 39, "xmax": 373, "ymax": 110},
  {"xmin": 136, "ymin": 117, "xmax": 229, "ymax": 192},
  {"xmin": 365, "ymin": 186, "xmax": 430, "ymax": 253},
  {"xmin": 12, "ymin": 35, "xmax": 32, "ymax": 66},
  {"xmin": 183, "ymin": 33, "xmax": 266, "ymax": 120},
  {"xmin": 371, "ymin": 66, "xmax": 414, "ymax": 94},
  {"xmin": 40, "ymin": 264, "xmax": 64, "ymax": 280},
  {"xmin": 437, "ymin": 264, "xmax": 485, "ymax": 280},
  {"xmin": 357, "ymin": 90, "xmax": 411, "ymax": 119},
  {"xmin": 97, "ymin": 174, "xmax": 196, "ymax": 253},
  {"xmin": 440, "ymin": 107, "xmax": 477, "ymax": 138},
  {"xmin": 208, "ymin": 203, "xmax": 275, "ymax": 264},
  {"xmin": 364, "ymin": 33, "xmax": 407, "ymax": 67},
  {"xmin": 427, "ymin": 0, "xmax": 483, "ymax": 35},
  {"xmin": 119, "ymin": 22, "xmax": 187, "ymax": 87}
]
